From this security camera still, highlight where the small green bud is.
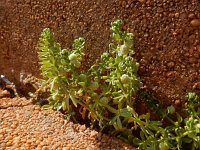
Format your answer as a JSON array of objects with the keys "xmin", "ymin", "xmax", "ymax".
[
  {"xmin": 100, "ymin": 97, "xmax": 109, "ymax": 105},
  {"xmin": 196, "ymin": 124, "xmax": 200, "ymax": 128},
  {"xmin": 89, "ymin": 82, "xmax": 99, "ymax": 90},
  {"xmin": 136, "ymin": 62, "xmax": 139, "ymax": 68},
  {"xmin": 102, "ymin": 76, "xmax": 108, "ymax": 79},
  {"xmin": 109, "ymin": 63, "xmax": 113, "ymax": 67},
  {"xmin": 79, "ymin": 74, "xmax": 87, "ymax": 82},
  {"xmin": 120, "ymin": 74, "xmax": 130, "ymax": 84},
  {"xmin": 124, "ymin": 32, "xmax": 134, "ymax": 50},
  {"xmin": 61, "ymin": 49, "xmax": 68, "ymax": 55},
  {"xmin": 118, "ymin": 44, "xmax": 129, "ymax": 56},
  {"xmin": 69, "ymin": 53, "xmax": 78, "ymax": 61},
  {"xmin": 52, "ymin": 94, "xmax": 61, "ymax": 101},
  {"xmin": 112, "ymin": 33, "xmax": 121, "ymax": 41},
  {"xmin": 159, "ymin": 142, "xmax": 169, "ymax": 150},
  {"xmin": 187, "ymin": 92, "xmax": 198, "ymax": 103},
  {"xmin": 91, "ymin": 92, "xmax": 98, "ymax": 98},
  {"xmin": 167, "ymin": 106, "xmax": 175, "ymax": 114},
  {"xmin": 101, "ymin": 52, "xmax": 109, "ymax": 59},
  {"xmin": 111, "ymin": 20, "xmax": 123, "ymax": 32},
  {"xmin": 126, "ymin": 33, "xmax": 134, "ymax": 38},
  {"xmin": 71, "ymin": 60, "xmax": 81, "ymax": 68},
  {"xmin": 77, "ymin": 89, "xmax": 83, "ymax": 97},
  {"xmin": 194, "ymin": 119, "xmax": 198, "ymax": 123}
]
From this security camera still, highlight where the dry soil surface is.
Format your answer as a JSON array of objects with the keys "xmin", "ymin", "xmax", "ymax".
[{"xmin": 0, "ymin": 97, "xmax": 134, "ymax": 150}]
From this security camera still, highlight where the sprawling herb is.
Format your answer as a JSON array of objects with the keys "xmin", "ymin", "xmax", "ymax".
[{"xmin": 37, "ymin": 20, "xmax": 200, "ymax": 150}]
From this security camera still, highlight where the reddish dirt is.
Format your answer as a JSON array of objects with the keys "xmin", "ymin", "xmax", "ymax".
[
  {"xmin": 0, "ymin": 1, "xmax": 200, "ymax": 109},
  {"xmin": 0, "ymin": 97, "xmax": 134, "ymax": 149},
  {"xmin": 0, "ymin": 78, "xmax": 136, "ymax": 149}
]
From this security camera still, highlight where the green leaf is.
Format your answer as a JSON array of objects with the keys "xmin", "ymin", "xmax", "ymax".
[
  {"xmin": 119, "ymin": 108, "xmax": 132, "ymax": 118},
  {"xmin": 113, "ymin": 122, "xmax": 119, "ymax": 130},
  {"xmin": 110, "ymin": 116, "xmax": 118, "ymax": 125},
  {"xmin": 50, "ymin": 77, "xmax": 58, "ymax": 92},
  {"xmin": 148, "ymin": 122, "xmax": 162, "ymax": 131},
  {"xmin": 78, "ymin": 82, "xmax": 86, "ymax": 87},
  {"xmin": 132, "ymin": 137, "xmax": 142, "ymax": 145},
  {"xmin": 140, "ymin": 131, "xmax": 145, "ymax": 141},
  {"xmin": 105, "ymin": 105, "xmax": 118, "ymax": 114},
  {"xmin": 128, "ymin": 117, "xmax": 136, "ymax": 123},
  {"xmin": 62, "ymin": 100, "xmax": 67, "ymax": 111},
  {"xmin": 69, "ymin": 90, "xmax": 78, "ymax": 107},
  {"xmin": 56, "ymin": 102, "xmax": 62, "ymax": 111},
  {"xmin": 117, "ymin": 117, "xmax": 122, "ymax": 129},
  {"xmin": 182, "ymin": 137, "xmax": 193, "ymax": 143},
  {"xmin": 99, "ymin": 97, "xmax": 109, "ymax": 105},
  {"xmin": 112, "ymin": 91, "xmax": 121, "ymax": 97},
  {"xmin": 176, "ymin": 113, "xmax": 183, "ymax": 124},
  {"xmin": 167, "ymin": 106, "xmax": 175, "ymax": 114}
]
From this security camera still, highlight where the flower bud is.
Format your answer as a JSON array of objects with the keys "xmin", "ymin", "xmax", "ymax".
[
  {"xmin": 69, "ymin": 53, "xmax": 78, "ymax": 61},
  {"xmin": 71, "ymin": 60, "xmax": 81, "ymax": 68},
  {"xmin": 89, "ymin": 82, "xmax": 99, "ymax": 90},
  {"xmin": 159, "ymin": 142, "xmax": 169, "ymax": 150},
  {"xmin": 120, "ymin": 74, "xmax": 130, "ymax": 84},
  {"xmin": 118, "ymin": 44, "xmax": 129, "ymax": 56}
]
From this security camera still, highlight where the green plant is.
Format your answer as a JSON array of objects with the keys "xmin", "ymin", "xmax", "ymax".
[
  {"xmin": 137, "ymin": 92, "xmax": 200, "ymax": 150},
  {"xmin": 37, "ymin": 20, "xmax": 200, "ymax": 150},
  {"xmin": 38, "ymin": 20, "xmax": 141, "ymax": 130}
]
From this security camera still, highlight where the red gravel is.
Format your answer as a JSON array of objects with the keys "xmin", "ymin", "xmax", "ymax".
[{"xmin": 0, "ymin": 98, "xmax": 135, "ymax": 150}]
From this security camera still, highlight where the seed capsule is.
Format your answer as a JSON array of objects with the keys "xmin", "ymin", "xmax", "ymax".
[
  {"xmin": 159, "ymin": 142, "xmax": 169, "ymax": 150},
  {"xmin": 71, "ymin": 60, "xmax": 81, "ymax": 68},
  {"xmin": 118, "ymin": 44, "xmax": 129, "ymax": 56},
  {"xmin": 120, "ymin": 74, "xmax": 130, "ymax": 84},
  {"xmin": 100, "ymin": 97, "xmax": 109, "ymax": 105},
  {"xmin": 68, "ymin": 53, "xmax": 78, "ymax": 61},
  {"xmin": 89, "ymin": 82, "xmax": 99, "ymax": 90}
]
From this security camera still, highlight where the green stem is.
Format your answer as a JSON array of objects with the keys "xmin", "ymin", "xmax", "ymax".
[
  {"xmin": 165, "ymin": 116, "xmax": 176, "ymax": 125},
  {"xmin": 116, "ymin": 64, "xmax": 126, "ymax": 94}
]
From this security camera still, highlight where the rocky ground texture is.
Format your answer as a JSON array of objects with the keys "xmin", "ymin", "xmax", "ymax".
[{"xmin": 0, "ymin": 97, "xmax": 134, "ymax": 150}]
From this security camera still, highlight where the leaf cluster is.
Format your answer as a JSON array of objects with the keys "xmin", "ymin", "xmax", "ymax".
[
  {"xmin": 137, "ymin": 92, "xmax": 200, "ymax": 150},
  {"xmin": 38, "ymin": 20, "xmax": 141, "ymax": 132}
]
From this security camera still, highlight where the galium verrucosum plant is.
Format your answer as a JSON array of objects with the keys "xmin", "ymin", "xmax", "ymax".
[
  {"xmin": 135, "ymin": 92, "xmax": 200, "ymax": 150},
  {"xmin": 38, "ymin": 20, "xmax": 141, "ymax": 131},
  {"xmin": 37, "ymin": 20, "xmax": 200, "ymax": 150},
  {"xmin": 38, "ymin": 28, "xmax": 86, "ymax": 121},
  {"xmin": 86, "ymin": 20, "xmax": 141, "ymax": 129}
]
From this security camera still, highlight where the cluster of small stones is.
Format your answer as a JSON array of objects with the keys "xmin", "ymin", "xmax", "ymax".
[
  {"xmin": 0, "ymin": 89, "xmax": 11, "ymax": 98},
  {"xmin": 0, "ymin": 1, "xmax": 199, "ymax": 107},
  {"xmin": 0, "ymin": 98, "xmax": 134, "ymax": 150}
]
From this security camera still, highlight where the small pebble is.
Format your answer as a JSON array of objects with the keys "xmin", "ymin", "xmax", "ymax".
[
  {"xmin": 79, "ymin": 125, "xmax": 86, "ymax": 132},
  {"xmin": 193, "ymin": 82, "xmax": 200, "ymax": 89},
  {"xmin": 190, "ymin": 19, "xmax": 200, "ymax": 27},
  {"xmin": 174, "ymin": 12, "xmax": 179, "ymax": 18},
  {"xmin": 0, "ymin": 90, "xmax": 11, "ymax": 98},
  {"xmin": 167, "ymin": 61, "xmax": 175, "ymax": 68},
  {"xmin": 189, "ymin": 57, "xmax": 198, "ymax": 64},
  {"xmin": 175, "ymin": 99, "xmax": 181, "ymax": 106},
  {"xmin": 188, "ymin": 13, "xmax": 195, "ymax": 19}
]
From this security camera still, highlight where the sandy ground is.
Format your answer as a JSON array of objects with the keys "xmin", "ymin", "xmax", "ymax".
[{"xmin": 0, "ymin": 97, "xmax": 134, "ymax": 150}]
